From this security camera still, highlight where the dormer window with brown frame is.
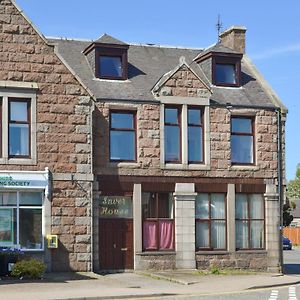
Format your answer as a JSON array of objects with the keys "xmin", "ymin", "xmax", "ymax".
[
  {"xmin": 83, "ymin": 34, "xmax": 129, "ymax": 81},
  {"xmin": 213, "ymin": 54, "xmax": 242, "ymax": 87},
  {"xmin": 96, "ymin": 48, "xmax": 128, "ymax": 80}
]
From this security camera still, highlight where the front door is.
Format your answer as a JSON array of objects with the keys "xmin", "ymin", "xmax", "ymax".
[{"xmin": 99, "ymin": 219, "xmax": 133, "ymax": 270}]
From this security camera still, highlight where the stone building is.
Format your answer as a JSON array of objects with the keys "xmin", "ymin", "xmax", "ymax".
[
  {"xmin": 0, "ymin": 0, "xmax": 287, "ymax": 273},
  {"xmin": 0, "ymin": 0, "xmax": 94, "ymax": 271}
]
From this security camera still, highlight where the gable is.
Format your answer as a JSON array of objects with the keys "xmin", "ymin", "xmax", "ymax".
[{"xmin": 152, "ymin": 63, "xmax": 211, "ymax": 99}]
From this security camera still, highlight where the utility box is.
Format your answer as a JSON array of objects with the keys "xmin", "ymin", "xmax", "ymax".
[{"xmin": 46, "ymin": 235, "xmax": 58, "ymax": 249}]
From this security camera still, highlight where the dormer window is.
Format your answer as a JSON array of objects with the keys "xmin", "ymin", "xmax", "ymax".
[
  {"xmin": 194, "ymin": 45, "xmax": 243, "ymax": 88},
  {"xmin": 96, "ymin": 48, "xmax": 128, "ymax": 80},
  {"xmin": 215, "ymin": 63, "xmax": 236, "ymax": 85},
  {"xmin": 83, "ymin": 34, "xmax": 129, "ymax": 81},
  {"xmin": 99, "ymin": 55, "xmax": 122, "ymax": 78},
  {"xmin": 213, "ymin": 55, "xmax": 241, "ymax": 87}
]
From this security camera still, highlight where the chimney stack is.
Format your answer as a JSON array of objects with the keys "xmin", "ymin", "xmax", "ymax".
[{"xmin": 219, "ymin": 26, "xmax": 247, "ymax": 53}]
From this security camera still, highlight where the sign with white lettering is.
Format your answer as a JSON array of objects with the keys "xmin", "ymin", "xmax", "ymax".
[{"xmin": 99, "ymin": 196, "xmax": 132, "ymax": 219}]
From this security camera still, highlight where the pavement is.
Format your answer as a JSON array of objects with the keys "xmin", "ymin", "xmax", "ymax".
[{"xmin": 1, "ymin": 269, "xmax": 300, "ymax": 300}]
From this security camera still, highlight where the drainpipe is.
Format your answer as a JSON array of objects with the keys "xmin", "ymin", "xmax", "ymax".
[{"xmin": 277, "ymin": 108, "xmax": 284, "ymax": 273}]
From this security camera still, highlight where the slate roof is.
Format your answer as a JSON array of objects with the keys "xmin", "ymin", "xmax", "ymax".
[
  {"xmin": 94, "ymin": 33, "xmax": 128, "ymax": 46},
  {"xmin": 194, "ymin": 43, "xmax": 242, "ymax": 61},
  {"xmin": 48, "ymin": 37, "xmax": 284, "ymax": 109}
]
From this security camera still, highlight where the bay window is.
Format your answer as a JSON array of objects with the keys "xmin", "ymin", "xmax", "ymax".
[
  {"xmin": 235, "ymin": 194, "xmax": 264, "ymax": 250},
  {"xmin": 142, "ymin": 192, "xmax": 174, "ymax": 251},
  {"xmin": 0, "ymin": 192, "xmax": 43, "ymax": 250},
  {"xmin": 231, "ymin": 116, "xmax": 254, "ymax": 165},
  {"xmin": 195, "ymin": 193, "xmax": 226, "ymax": 250}
]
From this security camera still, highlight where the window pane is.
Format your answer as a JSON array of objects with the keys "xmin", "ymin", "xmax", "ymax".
[
  {"xmin": 111, "ymin": 113, "xmax": 134, "ymax": 129},
  {"xmin": 142, "ymin": 193, "xmax": 157, "ymax": 218},
  {"xmin": 110, "ymin": 131, "xmax": 135, "ymax": 160},
  {"xmin": 251, "ymin": 220, "xmax": 264, "ymax": 248},
  {"xmin": 159, "ymin": 220, "xmax": 174, "ymax": 250},
  {"xmin": 188, "ymin": 109, "xmax": 201, "ymax": 125},
  {"xmin": 196, "ymin": 221, "xmax": 209, "ymax": 248},
  {"xmin": 211, "ymin": 194, "xmax": 225, "ymax": 219},
  {"xmin": 19, "ymin": 192, "xmax": 43, "ymax": 206},
  {"xmin": 195, "ymin": 194, "xmax": 209, "ymax": 219},
  {"xmin": 250, "ymin": 194, "xmax": 264, "ymax": 219},
  {"xmin": 100, "ymin": 56, "xmax": 122, "ymax": 77},
  {"xmin": 10, "ymin": 101, "xmax": 28, "ymax": 122},
  {"xmin": 216, "ymin": 64, "xmax": 236, "ymax": 84},
  {"xmin": 158, "ymin": 193, "xmax": 173, "ymax": 218},
  {"xmin": 19, "ymin": 208, "xmax": 42, "ymax": 249},
  {"xmin": 235, "ymin": 194, "xmax": 248, "ymax": 219},
  {"xmin": 188, "ymin": 127, "xmax": 202, "ymax": 162},
  {"xmin": 9, "ymin": 124, "xmax": 29, "ymax": 156},
  {"xmin": 165, "ymin": 108, "xmax": 179, "ymax": 124},
  {"xmin": 231, "ymin": 135, "xmax": 253, "ymax": 164},
  {"xmin": 212, "ymin": 220, "xmax": 226, "ymax": 249},
  {"xmin": 0, "ymin": 193, "xmax": 17, "ymax": 206},
  {"xmin": 236, "ymin": 220, "xmax": 249, "ymax": 249},
  {"xmin": 0, "ymin": 208, "xmax": 17, "ymax": 247},
  {"xmin": 165, "ymin": 126, "xmax": 180, "ymax": 161},
  {"xmin": 232, "ymin": 118, "xmax": 252, "ymax": 134},
  {"xmin": 143, "ymin": 221, "xmax": 157, "ymax": 250}
]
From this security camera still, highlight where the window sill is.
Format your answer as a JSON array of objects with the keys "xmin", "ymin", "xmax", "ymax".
[
  {"xmin": 196, "ymin": 250, "xmax": 229, "ymax": 255},
  {"xmin": 161, "ymin": 163, "xmax": 210, "ymax": 171},
  {"xmin": 0, "ymin": 157, "xmax": 37, "ymax": 165},
  {"xmin": 230, "ymin": 165, "xmax": 259, "ymax": 171},
  {"xmin": 137, "ymin": 251, "xmax": 176, "ymax": 256},
  {"xmin": 235, "ymin": 249, "xmax": 267, "ymax": 253},
  {"xmin": 211, "ymin": 84, "xmax": 243, "ymax": 90},
  {"xmin": 21, "ymin": 249, "xmax": 44, "ymax": 252},
  {"xmin": 108, "ymin": 161, "xmax": 140, "ymax": 168}
]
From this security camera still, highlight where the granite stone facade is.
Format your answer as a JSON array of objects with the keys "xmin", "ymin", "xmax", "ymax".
[
  {"xmin": 0, "ymin": 0, "xmax": 287, "ymax": 274},
  {"xmin": 0, "ymin": 0, "xmax": 93, "ymax": 272}
]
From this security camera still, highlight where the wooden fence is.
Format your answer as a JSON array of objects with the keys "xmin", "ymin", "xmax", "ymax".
[{"xmin": 283, "ymin": 227, "xmax": 300, "ymax": 245}]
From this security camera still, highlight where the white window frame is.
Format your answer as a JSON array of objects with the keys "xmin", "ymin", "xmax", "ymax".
[
  {"xmin": 160, "ymin": 98, "xmax": 210, "ymax": 170},
  {"xmin": 0, "ymin": 190, "xmax": 45, "ymax": 252},
  {"xmin": 0, "ymin": 84, "xmax": 37, "ymax": 165}
]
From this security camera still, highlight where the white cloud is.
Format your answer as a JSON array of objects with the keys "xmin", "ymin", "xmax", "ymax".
[{"xmin": 251, "ymin": 43, "xmax": 300, "ymax": 60}]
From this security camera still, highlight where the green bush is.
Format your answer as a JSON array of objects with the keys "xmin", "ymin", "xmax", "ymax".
[{"xmin": 11, "ymin": 259, "xmax": 46, "ymax": 279}]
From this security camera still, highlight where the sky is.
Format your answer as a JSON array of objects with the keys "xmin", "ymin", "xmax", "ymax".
[{"xmin": 15, "ymin": 0, "xmax": 300, "ymax": 181}]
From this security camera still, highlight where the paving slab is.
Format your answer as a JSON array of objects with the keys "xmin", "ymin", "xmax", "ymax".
[{"xmin": 1, "ymin": 271, "xmax": 300, "ymax": 300}]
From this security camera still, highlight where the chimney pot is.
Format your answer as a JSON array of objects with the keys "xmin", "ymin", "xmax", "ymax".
[{"xmin": 219, "ymin": 26, "xmax": 247, "ymax": 53}]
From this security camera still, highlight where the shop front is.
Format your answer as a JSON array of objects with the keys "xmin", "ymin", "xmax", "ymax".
[{"xmin": 0, "ymin": 169, "xmax": 50, "ymax": 263}]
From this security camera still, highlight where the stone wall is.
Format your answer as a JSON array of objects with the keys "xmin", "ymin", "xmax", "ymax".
[
  {"xmin": 162, "ymin": 65, "xmax": 208, "ymax": 97},
  {"xmin": 135, "ymin": 253, "xmax": 176, "ymax": 270},
  {"xmin": 196, "ymin": 251, "xmax": 268, "ymax": 271},
  {"xmin": 0, "ymin": 0, "xmax": 93, "ymax": 271},
  {"xmin": 94, "ymin": 102, "xmax": 279, "ymax": 180}
]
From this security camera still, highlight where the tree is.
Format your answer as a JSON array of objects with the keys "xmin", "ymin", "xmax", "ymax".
[
  {"xmin": 283, "ymin": 201, "xmax": 294, "ymax": 227},
  {"xmin": 287, "ymin": 163, "xmax": 300, "ymax": 199}
]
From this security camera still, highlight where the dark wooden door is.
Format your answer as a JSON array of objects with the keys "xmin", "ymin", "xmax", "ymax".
[{"xmin": 99, "ymin": 219, "xmax": 133, "ymax": 270}]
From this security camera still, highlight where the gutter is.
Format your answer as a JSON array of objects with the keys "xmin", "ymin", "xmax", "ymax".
[{"xmin": 276, "ymin": 108, "xmax": 284, "ymax": 274}]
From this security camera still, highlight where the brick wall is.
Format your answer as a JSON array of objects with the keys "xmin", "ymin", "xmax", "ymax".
[{"xmin": 0, "ymin": 0, "xmax": 93, "ymax": 271}]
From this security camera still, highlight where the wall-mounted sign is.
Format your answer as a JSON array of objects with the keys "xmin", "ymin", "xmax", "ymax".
[
  {"xmin": 0, "ymin": 176, "xmax": 30, "ymax": 187},
  {"xmin": 99, "ymin": 196, "xmax": 133, "ymax": 219},
  {"xmin": 0, "ymin": 170, "xmax": 49, "ymax": 191}
]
